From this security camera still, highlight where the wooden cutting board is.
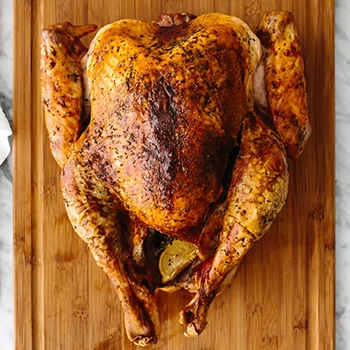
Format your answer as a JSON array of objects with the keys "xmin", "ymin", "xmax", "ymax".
[{"xmin": 13, "ymin": 0, "xmax": 335, "ymax": 349}]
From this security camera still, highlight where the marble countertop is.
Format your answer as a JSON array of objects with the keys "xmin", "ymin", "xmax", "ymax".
[
  {"xmin": 335, "ymin": 1, "xmax": 350, "ymax": 347},
  {"xmin": 0, "ymin": 0, "xmax": 348, "ymax": 348},
  {"xmin": 0, "ymin": 0, "xmax": 14, "ymax": 349}
]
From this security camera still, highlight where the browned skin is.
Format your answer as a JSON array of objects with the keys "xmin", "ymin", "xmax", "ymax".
[
  {"xmin": 85, "ymin": 14, "xmax": 260, "ymax": 241},
  {"xmin": 256, "ymin": 11, "xmax": 311, "ymax": 159},
  {"xmin": 41, "ymin": 13, "xmax": 261, "ymax": 345},
  {"xmin": 197, "ymin": 201, "xmax": 225, "ymax": 259},
  {"xmin": 179, "ymin": 113, "xmax": 289, "ymax": 336},
  {"xmin": 62, "ymin": 145, "xmax": 160, "ymax": 345},
  {"xmin": 40, "ymin": 11, "xmax": 309, "ymax": 346},
  {"xmin": 41, "ymin": 23, "xmax": 161, "ymax": 347},
  {"xmin": 41, "ymin": 22, "xmax": 97, "ymax": 167}
]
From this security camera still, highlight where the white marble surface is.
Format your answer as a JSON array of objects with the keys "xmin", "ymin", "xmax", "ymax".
[
  {"xmin": 335, "ymin": 0, "xmax": 350, "ymax": 349},
  {"xmin": 0, "ymin": 0, "xmax": 13, "ymax": 349},
  {"xmin": 0, "ymin": 0, "xmax": 349, "ymax": 348}
]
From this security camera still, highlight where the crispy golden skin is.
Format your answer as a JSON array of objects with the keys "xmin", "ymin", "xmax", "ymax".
[
  {"xmin": 41, "ymin": 23, "xmax": 97, "ymax": 167},
  {"xmin": 179, "ymin": 113, "xmax": 289, "ymax": 335},
  {"xmin": 85, "ymin": 14, "xmax": 261, "ymax": 240},
  {"xmin": 62, "ymin": 144, "xmax": 160, "ymax": 346},
  {"xmin": 41, "ymin": 13, "xmax": 261, "ymax": 345},
  {"xmin": 40, "ymin": 11, "xmax": 309, "ymax": 346},
  {"xmin": 256, "ymin": 11, "xmax": 311, "ymax": 159}
]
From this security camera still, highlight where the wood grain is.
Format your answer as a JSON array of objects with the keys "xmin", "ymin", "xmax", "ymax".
[{"xmin": 13, "ymin": 0, "xmax": 335, "ymax": 349}]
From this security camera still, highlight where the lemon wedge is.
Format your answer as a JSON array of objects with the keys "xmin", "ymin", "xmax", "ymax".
[{"xmin": 159, "ymin": 239, "xmax": 198, "ymax": 284}]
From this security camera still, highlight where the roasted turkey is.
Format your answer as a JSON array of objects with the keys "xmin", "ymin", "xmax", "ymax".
[{"xmin": 41, "ymin": 11, "xmax": 311, "ymax": 346}]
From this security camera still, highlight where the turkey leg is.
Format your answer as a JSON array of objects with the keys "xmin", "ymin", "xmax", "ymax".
[
  {"xmin": 179, "ymin": 113, "xmax": 289, "ymax": 336},
  {"xmin": 61, "ymin": 147, "xmax": 160, "ymax": 346}
]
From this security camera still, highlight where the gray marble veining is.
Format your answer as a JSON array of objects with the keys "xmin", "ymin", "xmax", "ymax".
[
  {"xmin": 0, "ymin": 0, "xmax": 349, "ymax": 348},
  {"xmin": 336, "ymin": 0, "xmax": 350, "ymax": 349},
  {"xmin": 0, "ymin": 1, "xmax": 13, "ymax": 348}
]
